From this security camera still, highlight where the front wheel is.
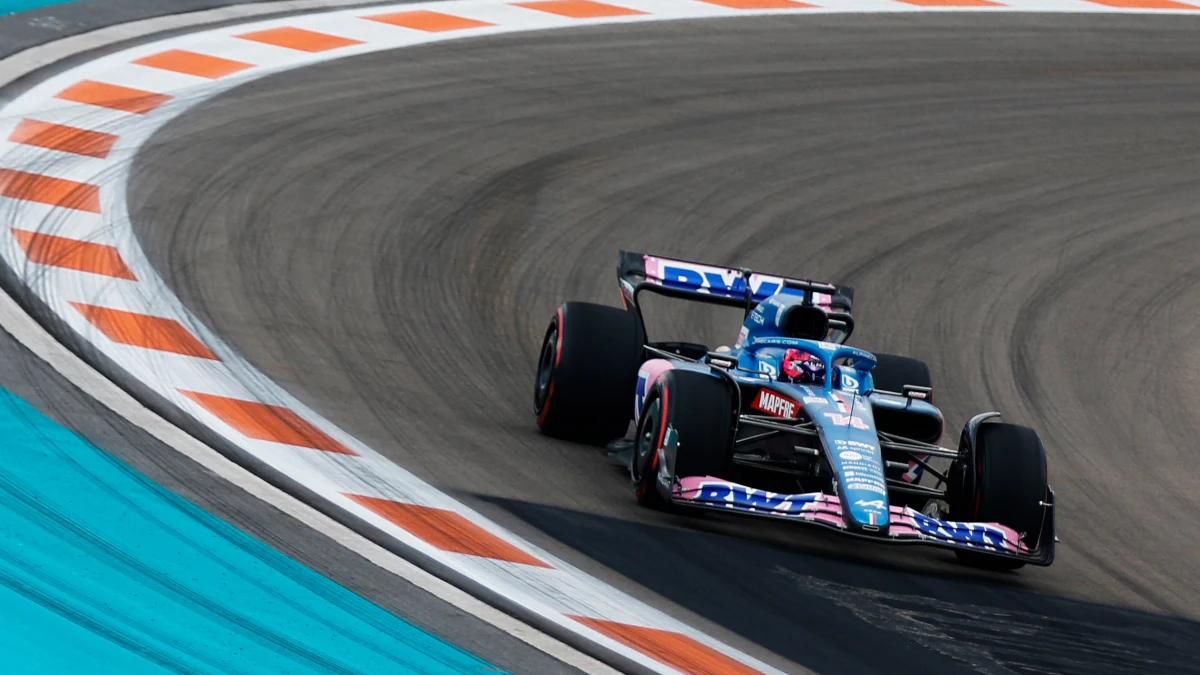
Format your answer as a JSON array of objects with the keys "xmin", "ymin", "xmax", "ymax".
[
  {"xmin": 631, "ymin": 369, "xmax": 735, "ymax": 507},
  {"xmin": 952, "ymin": 422, "xmax": 1048, "ymax": 570}
]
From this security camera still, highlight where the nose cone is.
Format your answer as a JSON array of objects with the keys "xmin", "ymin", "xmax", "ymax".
[{"xmin": 809, "ymin": 392, "xmax": 890, "ymax": 531}]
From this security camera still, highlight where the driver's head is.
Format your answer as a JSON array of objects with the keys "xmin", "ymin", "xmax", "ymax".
[{"xmin": 782, "ymin": 348, "xmax": 825, "ymax": 384}]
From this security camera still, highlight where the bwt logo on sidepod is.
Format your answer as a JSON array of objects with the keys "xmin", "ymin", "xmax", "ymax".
[{"xmin": 660, "ymin": 263, "xmax": 782, "ymax": 299}]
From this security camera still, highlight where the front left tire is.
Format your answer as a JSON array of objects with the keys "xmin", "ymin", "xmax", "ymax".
[{"xmin": 952, "ymin": 422, "xmax": 1049, "ymax": 570}]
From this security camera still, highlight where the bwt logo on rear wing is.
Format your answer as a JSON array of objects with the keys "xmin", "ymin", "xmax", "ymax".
[
  {"xmin": 649, "ymin": 257, "xmax": 792, "ymax": 301},
  {"xmin": 617, "ymin": 250, "xmax": 850, "ymax": 308}
]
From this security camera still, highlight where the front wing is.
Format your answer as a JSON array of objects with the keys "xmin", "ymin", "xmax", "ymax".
[{"xmin": 673, "ymin": 476, "xmax": 1055, "ymax": 566}]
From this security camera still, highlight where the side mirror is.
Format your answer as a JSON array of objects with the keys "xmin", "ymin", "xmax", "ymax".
[
  {"xmin": 706, "ymin": 352, "xmax": 738, "ymax": 369},
  {"xmin": 902, "ymin": 385, "xmax": 933, "ymax": 401}
]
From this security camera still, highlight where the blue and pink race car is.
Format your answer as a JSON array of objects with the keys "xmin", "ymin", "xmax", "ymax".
[{"xmin": 534, "ymin": 251, "xmax": 1055, "ymax": 569}]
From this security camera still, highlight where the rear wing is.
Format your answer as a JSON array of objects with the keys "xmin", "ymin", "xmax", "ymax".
[{"xmin": 617, "ymin": 250, "xmax": 856, "ymax": 339}]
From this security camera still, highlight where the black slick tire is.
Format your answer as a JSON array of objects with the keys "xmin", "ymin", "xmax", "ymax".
[
  {"xmin": 954, "ymin": 422, "xmax": 1048, "ymax": 571},
  {"xmin": 870, "ymin": 353, "xmax": 934, "ymax": 399},
  {"xmin": 631, "ymin": 369, "xmax": 734, "ymax": 507},
  {"xmin": 534, "ymin": 301, "xmax": 643, "ymax": 443}
]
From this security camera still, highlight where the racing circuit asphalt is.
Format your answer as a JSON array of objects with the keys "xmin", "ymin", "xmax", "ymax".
[{"xmin": 128, "ymin": 14, "xmax": 1200, "ymax": 675}]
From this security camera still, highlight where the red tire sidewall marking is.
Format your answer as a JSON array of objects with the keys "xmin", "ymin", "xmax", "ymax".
[
  {"xmin": 554, "ymin": 307, "xmax": 564, "ymax": 367},
  {"xmin": 655, "ymin": 385, "xmax": 670, "ymax": 476},
  {"xmin": 537, "ymin": 308, "xmax": 565, "ymax": 426}
]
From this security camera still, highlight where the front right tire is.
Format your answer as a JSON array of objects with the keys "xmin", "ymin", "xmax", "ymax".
[{"xmin": 631, "ymin": 369, "xmax": 735, "ymax": 507}]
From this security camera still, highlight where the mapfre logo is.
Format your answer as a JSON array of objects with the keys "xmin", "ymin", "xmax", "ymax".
[{"xmin": 752, "ymin": 389, "xmax": 800, "ymax": 419}]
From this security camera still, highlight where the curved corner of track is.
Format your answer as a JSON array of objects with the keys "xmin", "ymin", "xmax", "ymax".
[{"xmin": 4, "ymin": 2, "xmax": 1200, "ymax": 674}]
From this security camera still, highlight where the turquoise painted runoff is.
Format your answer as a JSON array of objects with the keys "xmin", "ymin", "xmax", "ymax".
[
  {"xmin": 1, "ymin": 0, "xmax": 79, "ymax": 15},
  {"xmin": 0, "ymin": 384, "xmax": 507, "ymax": 674}
]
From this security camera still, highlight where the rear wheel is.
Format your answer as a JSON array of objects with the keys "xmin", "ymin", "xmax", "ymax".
[
  {"xmin": 953, "ymin": 422, "xmax": 1048, "ymax": 570},
  {"xmin": 535, "ymin": 302, "xmax": 643, "ymax": 443},
  {"xmin": 870, "ymin": 353, "xmax": 933, "ymax": 398},
  {"xmin": 631, "ymin": 370, "xmax": 735, "ymax": 507}
]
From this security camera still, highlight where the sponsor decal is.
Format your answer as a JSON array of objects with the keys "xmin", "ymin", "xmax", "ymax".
[
  {"xmin": 841, "ymin": 373, "xmax": 860, "ymax": 391},
  {"xmin": 635, "ymin": 372, "xmax": 648, "ymax": 419},
  {"xmin": 839, "ymin": 450, "xmax": 863, "ymax": 461},
  {"xmin": 693, "ymin": 482, "xmax": 817, "ymax": 514},
  {"xmin": 824, "ymin": 412, "xmax": 870, "ymax": 430},
  {"xmin": 834, "ymin": 438, "xmax": 878, "ymax": 453},
  {"xmin": 752, "ymin": 389, "xmax": 800, "ymax": 419},
  {"xmin": 759, "ymin": 360, "xmax": 778, "ymax": 378},
  {"xmin": 620, "ymin": 279, "xmax": 636, "ymax": 305},
  {"xmin": 735, "ymin": 325, "xmax": 749, "ymax": 348},
  {"xmin": 802, "ymin": 396, "xmax": 828, "ymax": 407},
  {"xmin": 855, "ymin": 499, "xmax": 886, "ymax": 511},
  {"xmin": 748, "ymin": 336, "xmax": 817, "ymax": 349},
  {"xmin": 847, "ymin": 482, "xmax": 887, "ymax": 496},
  {"xmin": 660, "ymin": 263, "xmax": 782, "ymax": 300},
  {"xmin": 911, "ymin": 513, "xmax": 1011, "ymax": 550}
]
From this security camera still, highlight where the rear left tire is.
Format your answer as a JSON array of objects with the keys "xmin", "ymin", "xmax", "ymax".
[{"xmin": 870, "ymin": 353, "xmax": 933, "ymax": 399}]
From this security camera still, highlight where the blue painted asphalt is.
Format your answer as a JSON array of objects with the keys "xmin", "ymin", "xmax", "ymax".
[
  {"xmin": 1, "ymin": 0, "xmax": 78, "ymax": 15},
  {"xmin": 0, "ymin": 384, "xmax": 506, "ymax": 674}
]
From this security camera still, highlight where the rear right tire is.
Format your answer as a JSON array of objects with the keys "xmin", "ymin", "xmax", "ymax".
[{"xmin": 534, "ymin": 301, "xmax": 643, "ymax": 444}]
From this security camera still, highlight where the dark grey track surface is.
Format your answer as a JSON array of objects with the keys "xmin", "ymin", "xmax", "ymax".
[
  {"xmin": 130, "ymin": 15, "xmax": 1200, "ymax": 674},
  {"xmin": 0, "ymin": 326, "xmax": 579, "ymax": 674}
]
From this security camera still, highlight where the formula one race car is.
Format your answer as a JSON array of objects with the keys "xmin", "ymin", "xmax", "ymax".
[{"xmin": 534, "ymin": 251, "xmax": 1055, "ymax": 569}]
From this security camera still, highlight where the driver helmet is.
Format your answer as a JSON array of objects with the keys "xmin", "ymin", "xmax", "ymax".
[{"xmin": 782, "ymin": 348, "xmax": 825, "ymax": 385}]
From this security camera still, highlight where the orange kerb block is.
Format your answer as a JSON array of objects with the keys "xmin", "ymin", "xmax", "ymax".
[
  {"xmin": 512, "ymin": 0, "xmax": 647, "ymax": 17},
  {"xmin": 236, "ymin": 26, "xmax": 364, "ymax": 52},
  {"xmin": 9, "ymin": 119, "xmax": 118, "ymax": 159},
  {"xmin": 12, "ymin": 230, "xmax": 136, "ymax": 280},
  {"xmin": 69, "ymin": 303, "xmax": 219, "ymax": 359},
  {"xmin": 344, "ymin": 495, "xmax": 552, "ymax": 567},
  {"xmin": 571, "ymin": 617, "xmax": 766, "ymax": 675},
  {"xmin": 364, "ymin": 10, "xmax": 495, "ymax": 31},
  {"xmin": 54, "ymin": 80, "xmax": 172, "ymax": 114},
  {"xmin": 1085, "ymin": 0, "xmax": 1197, "ymax": 7},
  {"xmin": 701, "ymin": 0, "xmax": 816, "ymax": 7},
  {"xmin": 181, "ymin": 390, "xmax": 357, "ymax": 455},
  {"xmin": 0, "ymin": 169, "xmax": 101, "ymax": 213},
  {"xmin": 133, "ymin": 50, "xmax": 253, "ymax": 79}
]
